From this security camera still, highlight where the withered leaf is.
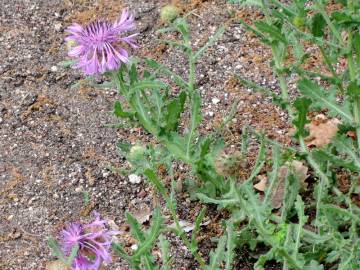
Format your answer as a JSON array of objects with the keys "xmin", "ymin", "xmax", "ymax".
[{"xmin": 305, "ymin": 115, "xmax": 340, "ymax": 148}]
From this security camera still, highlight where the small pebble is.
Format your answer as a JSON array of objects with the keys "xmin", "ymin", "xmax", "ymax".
[
  {"xmin": 54, "ymin": 23, "xmax": 62, "ymax": 31},
  {"xmin": 50, "ymin": 66, "xmax": 58, "ymax": 72},
  {"xmin": 129, "ymin": 174, "xmax": 141, "ymax": 184},
  {"xmin": 212, "ymin": 97, "xmax": 220, "ymax": 104}
]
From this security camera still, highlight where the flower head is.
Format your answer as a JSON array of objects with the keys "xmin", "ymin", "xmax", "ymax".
[
  {"xmin": 60, "ymin": 213, "xmax": 117, "ymax": 270},
  {"xmin": 65, "ymin": 10, "xmax": 137, "ymax": 75}
]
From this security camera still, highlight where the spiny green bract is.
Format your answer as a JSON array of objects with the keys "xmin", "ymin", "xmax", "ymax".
[{"xmin": 160, "ymin": 5, "xmax": 180, "ymax": 24}]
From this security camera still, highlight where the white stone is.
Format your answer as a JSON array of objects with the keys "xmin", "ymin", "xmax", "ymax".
[
  {"xmin": 212, "ymin": 97, "xmax": 220, "ymax": 104},
  {"xmin": 50, "ymin": 65, "xmax": 58, "ymax": 72},
  {"xmin": 129, "ymin": 174, "xmax": 142, "ymax": 184},
  {"xmin": 54, "ymin": 23, "xmax": 62, "ymax": 31}
]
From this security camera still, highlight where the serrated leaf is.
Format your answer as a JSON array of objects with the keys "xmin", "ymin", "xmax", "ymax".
[
  {"xmin": 48, "ymin": 238, "xmax": 66, "ymax": 262},
  {"xmin": 205, "ymin": 235, "xmax": 226, "ymax": 270},
  {"xmin": 191, "ymin": 208, "xmax": 206, "ymax": 251},
  {"xmin": 254, "ymin": 21, "xmax": 286, "ymax": 43},
  {"xmin": 297, "ymin": 79, "xmax": 353, "ymax": 123},
  {"xmin": 131, "ymin": 80, "xmax": 167, "ymax": 93},
  {"xmin": 145, "ymin": 59, "xmax": 188, "ymax": 89},
  {"xmin": 114, "ymin": 101, "xmax": 133, "ymax": 118},
  {"xmin": 225, "ymin": 221, "xmax": 236, "ymax": 270},
  {"xmin": 159, "ymin": 235, "xmax": 171, "ymax": 270},
  {"xmin": 163, "ymin": 91, "xmax": 186, "ymax": 132},
  {"xmin": 312, "ymin": 13, "xmax": 326, "ymax": 37},
  {"xmin": 293, "ymin": 98, "xmax": 311, "ymax": 138},
  {"xmin": 132, "ymin": 208, "xmax": 163, "ymax": 260},
  {"xmin": 144, "ymin": 169, "xmax": 167, "ymax": 197}
]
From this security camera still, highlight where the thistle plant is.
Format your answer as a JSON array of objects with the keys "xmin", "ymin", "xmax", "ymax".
[{"xmin": 51, "ymin": 2, "xmax": 360, "ymax": 269}]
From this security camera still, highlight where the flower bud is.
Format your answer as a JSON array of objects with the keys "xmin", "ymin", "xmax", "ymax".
[
  {"xmin": 160, "ymin": 5, "xmax": 180, "ymax": 24},
  {"xmin": 129, "ymin": 144, "xmax": 146, "ymax": 162}
]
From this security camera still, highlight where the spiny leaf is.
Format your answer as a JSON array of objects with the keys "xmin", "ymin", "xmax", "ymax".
[
  {"xmin": 205, "ymin": 235, "xmax": 227, "ymax": 270},
  {"xmin": 293, "ymin": 98, "xmax": 311, "ymax": 138},
  {"xmin": 159, "ymin": 235, "xmax": 171, "ymax": 270},
  {"xmin": 297, "ymin": 79, "xmax": 353, "ymax": 123},
  {"xmin": 133, "ymin": 208, "xmax": 163, "ymax": 260},
  {"xmin": 254, "ymin": 21, "xmax": 287, "ymax": 43},
  {"xmin": 311, "ymin": 13, "xmax": 326, "ymax": 37},
  {"xmin": 225, "ymin": 221, "xmax": 236, "ymax": 270},
  {"xmin": 114, "ymin": 101, "xmax": 133, "ymax": 118},
  {"xmin": 163, "ymin": 91, "xmax": 186, "ymax": 132},
  {"xmin": 144, "ymin": 169, "xmax": 167, "ymax": 197},
  {"xmin": 191, "ymin": 208, "xmax": 206, "ymax": 251}
]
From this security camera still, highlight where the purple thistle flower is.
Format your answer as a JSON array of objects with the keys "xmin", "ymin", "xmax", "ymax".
[
  {"xmin": 65, "ymin": 9, "xmax": 138, "ymax": 75},
  {"xmin": 60, "ymin": 213, "xmax": 118, "ymax": 270}
]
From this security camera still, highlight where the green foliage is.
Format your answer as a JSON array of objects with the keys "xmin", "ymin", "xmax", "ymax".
[{"xmin": 65, "ymin": 2, "xmax": 360, "ymax": 269}]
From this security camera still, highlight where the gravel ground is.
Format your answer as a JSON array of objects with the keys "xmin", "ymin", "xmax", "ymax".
[{"xmin": 0, "ymin": 1, "xmax": 286, "ymax": 269}]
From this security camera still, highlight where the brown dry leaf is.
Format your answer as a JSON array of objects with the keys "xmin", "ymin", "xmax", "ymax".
[
  {"xmin": 270, "ymin": 160, "xmax": 309, "ymax": 209},
  {"xmin": 46, "ymin": 260, "xmax": 70, "ymax": 270},
  {"xmin": 271, "ymin": 166, "xmax": 288, "ymax": 209},
  {"xmin": 131, "ymin": 204, "xmax": 151, "ymax": 224},
  {"xmin": 305, "ymin": 115, "xmax": 341, "ymax": 148},
  {"xmin": 254, "ymin": 175, "xmax": 268, "ymax": 192},
  {"xmin": 291, "ymin": 160, "xmax": 309, "ymax": 189}
]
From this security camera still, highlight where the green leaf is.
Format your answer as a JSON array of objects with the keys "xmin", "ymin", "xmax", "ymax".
[
  {"xmin": 225, "ymin": 221, "xmax": 236, "ymax": 270},
  {"xmin": 131, "ymin": 80, "xmax": 167, "ymax": 93},
  {"xmin": 114, "ymin": 101, "xmax": 133, "ymax": 118},
  {"xmin": 293, "ymin": 98, "xmax": 311, "ymax": 138},
  {"xmin": 353, "ymin": 33, "xmax": 360, "ymax": 68},
  {"xmin": 185, "ymin": 92, "xmax": 202, "ymax": 158},
  {"xmin": 66, "ymin": 245, "xmax": 79, "ymax": 265},
  {"xmin": 196, "ymin": 193, "xmax": 238, "ymax": 208},
  {"xmin": 144, "ymin": 169, "xmax": 167, "ymax": 197},
  {"xmin": 48, "ymin": 238, "xmax": 66, "ymax": 262},
  {"xmin": 191, "ymin": 207, "xmax": 206, "ymax": 251},
  {"xmin": 297, "ymin": 79, "xmax": 353, "ymax": 123},
  {"xmin": 312, "ymin": 149, "xmax": 360, "ymax": 172},
  {"xmin": 133, "ymin": 208, "xmax": 163, "ymax": 260},
  {"xmin": 205, "ymin": 235, "xmax": 226, "ymax": 270},
  {"xmin": 126, "ymin": 212, "xmax": 146, "ymax": 242},
  {"xmin": 311, "ymin": 13, "xmax": 326, "ymax": 37},
  {"xmin": 159, "ymin": 235, "xmax": 171, "ymax": 270},
  {"xmin": 145, "ymin": 59, "xmax": 188, "ymax": 89},
  {"xmin": 58, "ymin": 59, "xmax": 76, "ymax": 68},
  {"xmin": 112, "ymin": 242, "xmax": 132, "ymax": 262},
  {"xmin": 254, "ymin": 21, "xmax": 287, "ymax": 43},
  {"xmin": 347, "ymin": 81, "xmax": 360, "ymax": 99},
  {"xmin": 163, "ymin": 91, "xmax": 186, "ymax": 132},
  {"xmin": 129, "ymin": 64, "xmax": 138, "ymax": 85}
]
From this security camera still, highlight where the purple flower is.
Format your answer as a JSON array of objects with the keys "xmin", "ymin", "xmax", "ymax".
[
  {"xmin": 65, "ymin": 10, "xmax": 138, "ymax": 75},
  {"xmin": 60, "ymin": 213, "xmax": 118, "ymax": 270}
]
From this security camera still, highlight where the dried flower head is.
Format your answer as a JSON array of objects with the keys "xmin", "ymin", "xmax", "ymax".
[
  {"xmin": 65, "ymin": 9, "xmax": 137, "ymax": 75},
  {"xmin": 60, "ymin": 213, "xmax": 118, "ymax": 270}
]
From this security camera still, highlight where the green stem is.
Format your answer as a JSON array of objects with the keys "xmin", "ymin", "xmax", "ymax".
[
  {"xmin": 299, "ymin": 137, "xmax": 329, "ymax": 229},
  {"xmin": 314, "ymin": 0, "xmax": 344, "ymax": 47},
  {"xmin": 185, "ymin": 55, "xmax": 198, "ymax": 159},
  {"xmin": 318, "ymin": 46, "xmax": 344, "ymax": 93},
  {"xmin": 347, "ymin": 31, "xmax": 360, "ymax": 151}
]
